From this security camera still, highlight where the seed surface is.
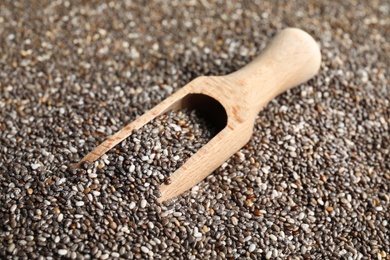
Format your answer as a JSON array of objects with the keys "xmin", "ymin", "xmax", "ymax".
[{"xmin": 0, "ymin": 1, "xmax": 389, "ymax": 259}]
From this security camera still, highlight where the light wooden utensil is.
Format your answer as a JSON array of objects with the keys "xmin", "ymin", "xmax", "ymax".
[{"xmin": 75, "ymin": 28, "xmax": 321, "ymax": 203}]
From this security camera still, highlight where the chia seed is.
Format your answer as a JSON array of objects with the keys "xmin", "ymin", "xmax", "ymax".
[{"xmin": 0, "ymin": 1, "xmax": 389, "ymax": 259}]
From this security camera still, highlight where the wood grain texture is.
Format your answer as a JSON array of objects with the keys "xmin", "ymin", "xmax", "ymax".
[{"xmin": 75, "ymin": 28, "xmax": 322, "ymax": 202}]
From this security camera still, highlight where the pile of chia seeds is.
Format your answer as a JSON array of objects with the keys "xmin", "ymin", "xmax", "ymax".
[{"xmin": 0, "ymin": 1, "xmax": 389, "ymax": 259}]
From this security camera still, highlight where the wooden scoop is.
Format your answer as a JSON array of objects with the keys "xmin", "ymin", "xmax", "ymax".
[{"xmin": 75, "ymin": 28, "xmax": 321, "ymax": 203}]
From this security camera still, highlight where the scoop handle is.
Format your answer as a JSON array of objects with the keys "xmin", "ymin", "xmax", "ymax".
[{"xmin": 225, "ymin": 28, "xmax": 321, "ymax": 114}]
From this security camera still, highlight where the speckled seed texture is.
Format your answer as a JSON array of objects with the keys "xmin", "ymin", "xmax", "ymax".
[{"xmin": 0, "ymin": 1, "xmax": 389, "ymax": 260}]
